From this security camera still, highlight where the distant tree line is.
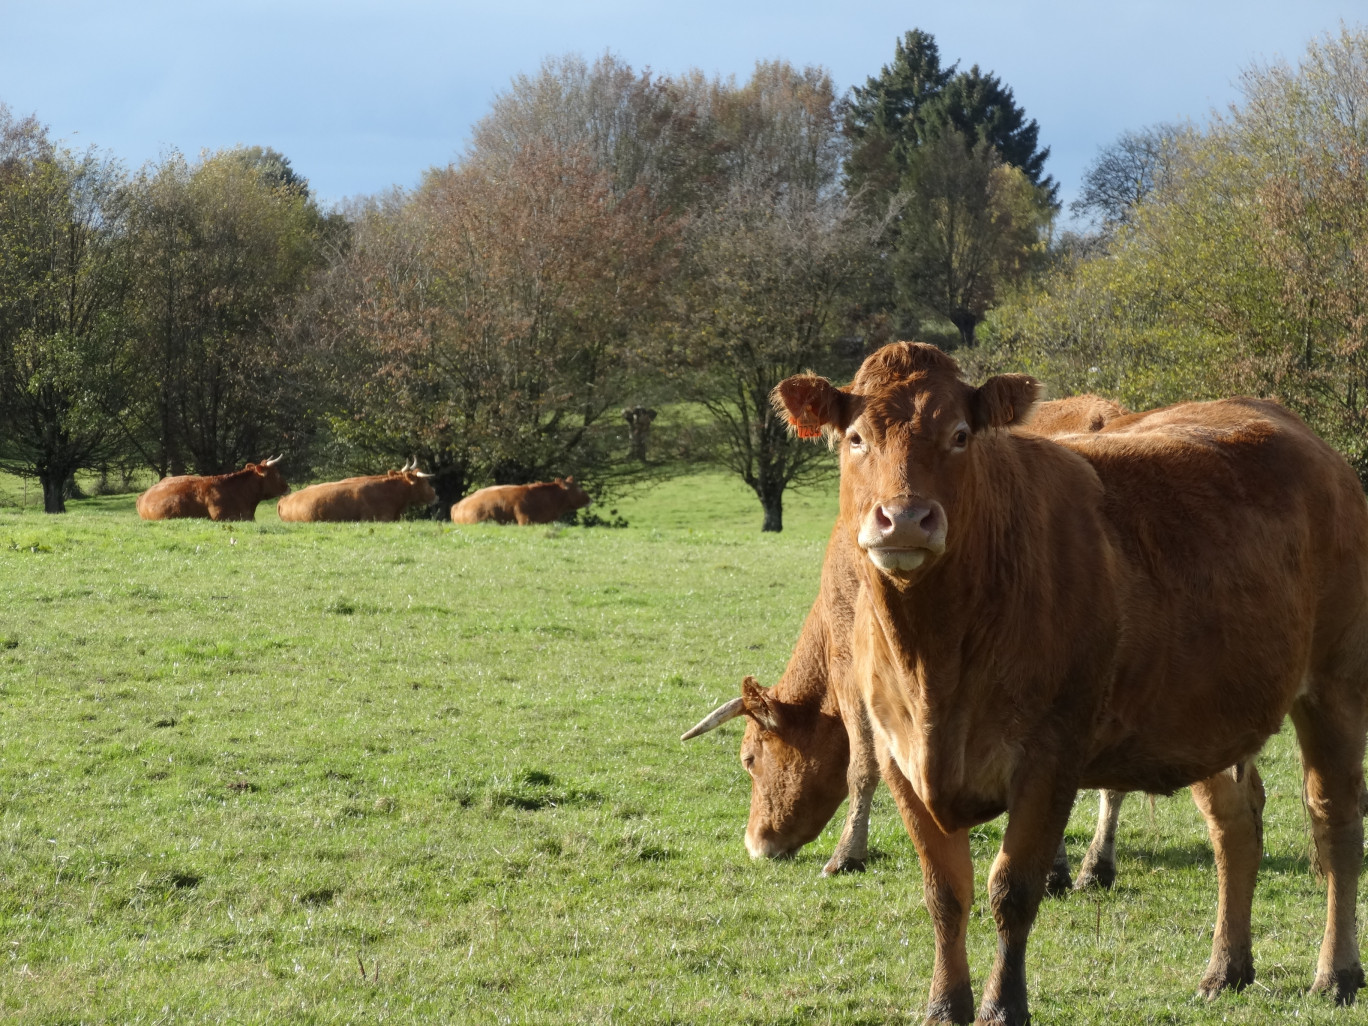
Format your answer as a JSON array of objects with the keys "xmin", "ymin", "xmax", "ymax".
[
  {"xmin": 20, "ymin": 24, "xmax": 1263, "ymax": 527},
  {"xmin": 980, "ymin": 25, "xmax": 1368, "ymax": 482}
]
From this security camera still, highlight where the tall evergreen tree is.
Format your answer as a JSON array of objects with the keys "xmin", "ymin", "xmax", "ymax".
[
  {"xmin": 844, "ymin": 29, "xmax": 954, "ymax": 201},
  {"xmin": 843, "ymin": 29, "xmax": 1057, "ymax": 343},
  {"xmin": 925, "ymin": 66, "xmax": 1057, "ymax": 205}
]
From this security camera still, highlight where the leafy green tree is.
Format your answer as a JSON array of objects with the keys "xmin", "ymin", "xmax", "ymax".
[
  {"xmin": 844, "ymin": 29, "xmax": 1056, "ymax": 342},
  {"xmin": 896, "ymin": 129, "xmax": 1051, "ymax": 346},
  {"xmin": 987, "ymin": 26, "xmax": 1368, "ymax": 478},
  {"xmin": 0, "ymin": 107, "xmax": 139, "ymax": 513},
  {"xmin": 123, "ymin": 147, "xmax": 329, "ymax": 475}
]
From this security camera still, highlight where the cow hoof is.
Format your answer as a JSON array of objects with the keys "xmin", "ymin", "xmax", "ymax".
[
  {"xmin": 1044, "ymin": 865, "xmax": 1072, "ymax": 897},
  {"xmin": 1198, "ymin": 955, "xmax": 1254, "ymax": 999},
  {"xmin": 821, "ymin": 857, "xmax": 866, "ymax": 876},
  {"xmin": 923, "ymin": 981, "xmax": 974, "ymax": 1024},
  {"xmin": 1073, "ymin": 857, "xmax": 1115, "ymax": 891},
  {"xmin": 1311, "ymin": 964, "xmax": 1365, "ymax": 1005},
  {"xmin": 972, "ymin": 998, "xmax": 1028, "ymax": 1025}
]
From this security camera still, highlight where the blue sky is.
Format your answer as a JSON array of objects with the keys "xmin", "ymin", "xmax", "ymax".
[{"xmin": 1, "ymin": 1, "xmax": 1356, "ymax": 217}]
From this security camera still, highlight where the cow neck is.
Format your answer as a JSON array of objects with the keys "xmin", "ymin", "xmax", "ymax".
[{"xmin": 772, "ymin": 598, "xmax": 835, "ymax": 715}]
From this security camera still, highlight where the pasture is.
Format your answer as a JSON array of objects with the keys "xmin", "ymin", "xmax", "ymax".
[{"xmin": 0, "ymin": 472, "xmax": 1356, "ymax": 1024}]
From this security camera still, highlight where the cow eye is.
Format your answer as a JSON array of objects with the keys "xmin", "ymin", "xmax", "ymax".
[
  {"xmin": 742, "ymin": 753, "xmax": 756, "ymax": 773},
  {"xmin": 847, "ymin": 432, "xmax": 864, "ymax": 452},
  {"xmin": 951, "ymin": 428, "xmax": 969, "ymax": 449}
]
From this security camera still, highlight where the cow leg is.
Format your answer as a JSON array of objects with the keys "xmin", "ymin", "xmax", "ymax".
[
  {"xmin": 880, "ymin": 750, "xmax": 975, "ymax": 1025},
  {"xmin": 978, "ymin": 774, "xmax": 1076, "ymax": 1026},
  {"xmin": 1045, "ymin": 833, "xmax": 1072, "ymax": 897},
  {"xmin": 1290, "ymin": 696, "xmax": 1367, "ymax": 1003},
  {"xmin": 824, "ymin": 702, "xmax": 879, "ymax": 875},
  {"xmin": 1190, "ymin": 763, "xmax": 1264, "ymax": 997},
  {"xmin": 1074, "ymin": 789, "xmax": 1125, "ymax": 891}
]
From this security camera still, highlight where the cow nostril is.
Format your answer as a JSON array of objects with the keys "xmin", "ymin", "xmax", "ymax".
[
  {"xmin": 875, "ymin": 505, "xmax": 895, "ymax": 532},
  {"xmin": 919, "ymin": 505, "xmax": 942, "ymax": 535}
]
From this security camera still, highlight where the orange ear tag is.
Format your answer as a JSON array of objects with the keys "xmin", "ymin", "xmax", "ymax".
[{"xmin": 788, "ymin": 409, "xmax": 824, "ymax": 438}]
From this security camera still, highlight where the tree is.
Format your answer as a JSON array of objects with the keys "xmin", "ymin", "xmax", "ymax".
[
  {"xmin": 844, "ymin": 29, "xmax": 955, "ymax": 203},
  {"xmin": 1071, "ymin": 124, "xmax": 1189, "ymax": 234},
  {"xmin": 469, "ymin": 52, "xmax": 721, "ymax": 212},
  {"xmin": 0, "ymin": 107, "xmax": 139, "ymax": 513},
  {"xmin": 896, "ymin": 129, "xmax": 1051, "ymax": 346},
  {"xmin": 122, "ymin": 147, "xmax": 329, "ymax": 475},
  {"xmin": 672, "ymin": 62, "xmax": 880, "ymax": 532},
  {"xmin": 985, "ymin": 26, "xmax": 1368, "ymax": 479},
  {"xmin": 845, "ymin": 30, "xmax": 1055, "ymax": 203},
  {"xmin": 925, "ymin": 65, "xmax": 1057, "ymax": 204},
  {"xmin": 844, "ymin": 29, "xmax": 1057, "ymax": 342},
  {"xmin": 320, "ymin": 143, "xmax": 679, "ymax": 516}
]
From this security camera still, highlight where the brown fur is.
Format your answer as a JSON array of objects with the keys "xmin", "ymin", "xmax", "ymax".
[
  {"xmin": 775, "ymin": 341, "xmax": 1368, "ymax": 1021},
  {"xmin": 136, "ymin": 462, "xmax": 290, "ymax": 522},
  {"xmin": 277, "ymin": 470, "xmax": 436, "ymax": 522},
  {"xmin": 450, "ymin": 477, "xmax": 590, "ymax": 525}
]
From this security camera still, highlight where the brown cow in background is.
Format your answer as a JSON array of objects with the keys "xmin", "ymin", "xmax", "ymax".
[
  {"xmin": 683, "ymin": 396, "xmax": 1136, "ymax": 889},
  {"xmin": 774, "ymin": 341, "xmax": 1368, "ymax": 1022},
  {"xmin": 277, "ymin": 460, "xmax": 436, "ymax": 522},
  {"xmin": 136, "ymin": 457, "xmax": 289, "ymax": 522},
  {"xmin": 450, "ymin": 477, "xmax": 590, "ymax": 525}
]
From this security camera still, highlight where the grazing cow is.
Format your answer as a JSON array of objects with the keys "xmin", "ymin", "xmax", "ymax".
[
  {"xmin": 277, "ymin": 459, "xmax": 437, "ymax": 522},
  {"xmin": 450, "ymin": 477, "xmax": 590, "ymax": 525},
  {"xmin": 136, "ymin": 457, "xmax": 289, "ymax": 522},
  {"xmin": 772, "ymin": 341, "xmax": 1368, "ymax": 1023},
  {"xmin": 683, "ymin": 397, "xmax": 1137, "ymax": 890}
]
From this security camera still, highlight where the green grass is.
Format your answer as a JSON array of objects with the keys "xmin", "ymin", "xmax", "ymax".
[{"xmin": 0, "ymin": 471, "xmax": 1359, "ymax": 1024}]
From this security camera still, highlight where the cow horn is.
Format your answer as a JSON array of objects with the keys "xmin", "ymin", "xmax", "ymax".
[
  {"xmin": 403, "ymin": 456, "xmax": 416, "ymax": 472},
  {"xmin": 263, "ymin": 454, "xmax": 282, "ymax": 466},
  {"xmin": 681, "ymin": 697, "xmax": 745, "ymax": 741},
  {"xmin": 413, "ymin": 467, "xmax": 433, "ymax": 478}
]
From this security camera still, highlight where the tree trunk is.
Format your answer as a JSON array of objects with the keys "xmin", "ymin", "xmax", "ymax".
[
  {"xmin": 761, "ymin": 499, "xmax": 783, "ymax": 533},
  {"xmin": 952, "ymin": 312, "xmax": 978, "ymax": 347},
  {"xmin": 39, "ymin": 472, "xmax": 67, "ymax": 514},
  {"xmin": 757, "ymin": 477, "xmax": 784, "ymax": 533},
  {"xmin": 430, "ymin": 466, "xmax": 470, "ymax": 521}
]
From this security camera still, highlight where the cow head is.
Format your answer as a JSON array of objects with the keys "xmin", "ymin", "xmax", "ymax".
[
  {"xmin": 775, "ymin": 342, "xmax": 1040, "ymax": 581},
  {"xmin": 250, "ymin": 455, "xmax": 290, "ymax": 497},
  {"xmin": 398, "ymin": 458, "xmax": 437, "ymax": 506},
  {"xmin": 683, "ymin": 675, "xmax": 848, "ymax": 860},
  {"xmin": 557, "ymin": 476, "xmax": 591, "ymax": 511}
]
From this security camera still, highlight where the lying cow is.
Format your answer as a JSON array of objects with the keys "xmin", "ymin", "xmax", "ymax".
[
  {"xmin": 772, "ymin": 342, "xmax": 1368, "ymax": 1022},
  {"xmin": 277, "ymin": 459, "xmax": 436, "ymax": 522},
  {"xmin": 450, "ymin": 477, "xmax": 590, "ymax": 525},
  {"xmin": 684, "ymin": 396, "xmax": 1137, "ymax": 890},
  {"xmin": 136, "ymin": 457, "xmax": 289, "ymax": 522}
]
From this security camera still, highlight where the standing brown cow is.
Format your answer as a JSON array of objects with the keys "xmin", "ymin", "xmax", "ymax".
[
  {"xmin": 683, "ymin": 396, "xmax": 1137, "ymax": 889},
  {"xmin": 277, "ymin": 460, "xmax": 436, "ymax": 522},
  {"xmin": 136, "ymin": 457, "xmax": 289, "ymax": 522},
  {"xmin": 450, "ymin": 477, "xmax": 590, "ymax": 525},
  {"xmin": 772, "ymin": 341, "xmax": 1368, "ymax": 1023}
]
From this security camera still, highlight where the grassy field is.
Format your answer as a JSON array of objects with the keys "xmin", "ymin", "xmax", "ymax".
[{"xmin": 0, "ymin": 472, "xmax": 1360, "ymax": 1024}]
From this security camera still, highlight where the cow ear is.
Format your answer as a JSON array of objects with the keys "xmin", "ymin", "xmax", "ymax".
[
  {"xmin": 740, "ymin": 675, "xmax": 781, "ymax": 733},
  {"xmin": 772, "ymin": 374, "xmax": 853, "ymax": 438},
  {"xmin": 971, "ymin": 374, "xmax": 1042, "ymax": 431}
]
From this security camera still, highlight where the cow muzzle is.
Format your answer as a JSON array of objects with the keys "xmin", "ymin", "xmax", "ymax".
[
  {"xmin": 745, "ymin": 826, "xmax": 798, "ymax": 860},
  {"xmin": 858, "ymin": 496, "xmax": 947, "ymax": 574}
]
